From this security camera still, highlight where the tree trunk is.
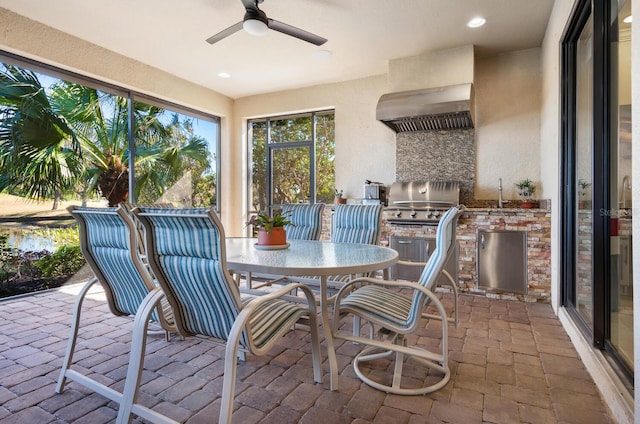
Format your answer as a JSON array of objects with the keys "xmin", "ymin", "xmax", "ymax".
[
  {"xmin": 51, "ymin": 189, "xmax": 61, "ymax": 210},
  {"xmin": 98, "ymin": 154, "xmax": 130, "ymax": 207}
]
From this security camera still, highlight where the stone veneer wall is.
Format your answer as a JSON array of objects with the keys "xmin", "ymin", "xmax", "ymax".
[
  {"xmin": 319, "ymin": 205, "xmax": 552, "ymax": 303},
  {"xmin": 395, "ymin": 129, "xmax": 475, "ymax": 205}
]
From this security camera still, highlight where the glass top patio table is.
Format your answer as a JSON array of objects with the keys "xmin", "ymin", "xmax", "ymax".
[
  {"xmin": 225, "ymin": 238, "xmax": 398, "ymax": 277},
  {"xmin": 225, "ymin": 238, "xmax": 399, "ymax": 391}
]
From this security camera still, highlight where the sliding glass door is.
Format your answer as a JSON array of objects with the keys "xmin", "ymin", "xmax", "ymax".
[{"xmin": 561, "ymin": 0, "xmax": 633, "ymax": 387}]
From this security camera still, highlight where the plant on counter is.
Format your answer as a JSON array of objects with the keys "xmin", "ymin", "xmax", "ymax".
[
  {"xmin": 515, "ymin": 178, "xmax": 536, "ymax": 200},
  {"xmin": 515, "ymin": 178, "xmax": 537, "ymax": 208},
  {"xmin": 334, "ymin": 188, "xmax": 346, "ymax": 204}
]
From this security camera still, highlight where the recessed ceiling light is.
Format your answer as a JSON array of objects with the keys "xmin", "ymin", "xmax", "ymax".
[
  {"xmin": 314, "ymin": 49, "xmax": 332, "ymax": 59},
  {"xmin": 623, "ymin": 15, "xmax": 632, "ymax": 24},
  {"xmin": 467, "ymin": 17, "xmax": 486, "ymax": 28},
  {"xmin": 217, "ymin": 72, "xmax": 231, "ymax": 78}
]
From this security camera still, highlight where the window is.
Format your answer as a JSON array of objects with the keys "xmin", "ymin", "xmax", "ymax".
[
  {"xmin": 0, "ymin": 52, "xmax": 220, "ymax": 209},
  {"xmin": 248, "ymin": 110, "xmax": 335, "ymax": 213},
  {"xmin": 0, "ymin": 52, "xmax": 220, "ymax": 298}
]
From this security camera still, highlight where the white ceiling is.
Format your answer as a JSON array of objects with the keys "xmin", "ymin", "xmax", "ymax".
[{"xmin": 0, "ymin": 0, "xmax": 555, "ymax": 99}]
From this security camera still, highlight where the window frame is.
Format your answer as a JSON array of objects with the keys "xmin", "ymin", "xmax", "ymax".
[{"xmin": 247, "ymin": 109, "xmax": 335, "ymax": 215}]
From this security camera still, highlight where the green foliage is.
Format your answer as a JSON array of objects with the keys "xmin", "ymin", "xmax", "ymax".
[
  {"xmin": 34, "ymin": 244, "xmax": 84, "ymax": 278},
  {"xmin": 29, "ymin": 226, "xmax": 79, "ymax": 246},
  {"xmin": 248, "ymin": 211, "xmax": 292, "ymax": 233},
  {"xmin": 192, "ymin": 174, "xmax": 216, "ymax": 207},
  {"xmin": 515, "ymin": 178, "xmax": 536, "ymax": 200},
  {"xmin": 0, "ymin": 233, "xmax": 19, "ymax": 285},
  {"xmin": 250, "ymin": 112, "xmax": 335, "ymax": 211},
  {"xmin": 0, "ymin": 64, "xmax": 214, "ymax": 208}
]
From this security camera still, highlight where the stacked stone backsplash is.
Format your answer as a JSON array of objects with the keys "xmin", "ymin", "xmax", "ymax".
[
  {"xmin": 396, "ymin": 129, "xmax": 475, "ymax": 205},
  {"xmin": 379, "ymin": 208, "xmax": 552, "ymax": 303}
]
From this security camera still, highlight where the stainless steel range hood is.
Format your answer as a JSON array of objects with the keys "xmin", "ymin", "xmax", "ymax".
[{"xmin": 376, "ymin": 83, "xmax": 474, "ymax": 132}]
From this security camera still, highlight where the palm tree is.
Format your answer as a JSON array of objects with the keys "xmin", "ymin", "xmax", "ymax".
[
  {"xmin": 0, "ymin": 66, "xmax": 211, "ymax": 207},
  {"xmin": 0, "ymin": 65, "xmax": 82, "ymax": 209}
]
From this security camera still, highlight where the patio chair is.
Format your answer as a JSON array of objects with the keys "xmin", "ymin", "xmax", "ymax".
[
  {"xmin": 282, "ymin": 202, "xmax": 325, "ymax": 240},
  {"xmin": 284, "ymin": 203, "xmax": 384, "ymax": 298},
  {"xmin": 56, "ymin": 205, "xmax": 176, "ymax": 397},
  {"xmin": 331, "ymin": 203, "xmax": 383, "ymax": 245},
  {"xmin": 331, "ymin": 205, "xmax": 463, "ymax": 395},
  {"xmin": 116, "ymin": 207, "xmax": 322, "ymax": 424}
]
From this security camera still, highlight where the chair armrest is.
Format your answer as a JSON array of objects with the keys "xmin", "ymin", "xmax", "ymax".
[
  {"xmin": 397, "ymin": 260, "xmax": 426, "ymax": 267},
  {"xmin": 332, "ymin": 277, "xmax": 449, "ymax": 334}
]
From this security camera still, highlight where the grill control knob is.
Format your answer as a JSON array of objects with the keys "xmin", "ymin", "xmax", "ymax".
[
  {"xmin": 410, "ymin": 211, "xmax": 417, "ymax": 218},
  {"xmin": 425, "ymin": 212, "xmax": 432, "ymax": 219},
  {"xmin": 395, "ymin": 211, "xmax": 402, "ymax": 218},
  {"xmin": 432, "ymin": 211, "xmax": 440, "ymax": 219}
]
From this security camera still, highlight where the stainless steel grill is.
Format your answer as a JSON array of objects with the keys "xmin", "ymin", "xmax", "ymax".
[{"xmin": 384, "ymin": 181, "xmax": 460, "ymax": 225}]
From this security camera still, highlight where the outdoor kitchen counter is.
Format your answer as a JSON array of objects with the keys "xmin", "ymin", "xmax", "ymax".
[
  {"xmin": 318, "ymin": 205, "xmax": 552, "ymax": 302},
  {"xmin": 381, "ymin": 206, "xmax": 552, "ymax": 303}
]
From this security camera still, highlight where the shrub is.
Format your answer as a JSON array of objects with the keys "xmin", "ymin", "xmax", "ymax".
[{"xmin": 35, "ymin": 244, "xmax": 85, "ymax": 279}]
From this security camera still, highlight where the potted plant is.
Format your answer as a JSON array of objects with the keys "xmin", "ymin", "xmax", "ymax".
[
  {"xmin": 334, "ymin": 189, "xmax": 346, "ymax": 204},
  {"xmin": 247, "ymin": 211, "xmax": 292, "ymax": 246},
  {"xmin": 578, "ymin": 179, "xmax": 591, "ymax": 208},
  {"xmin": 515, "ymin": 178, "xmax": 537, "ymax": 208}
]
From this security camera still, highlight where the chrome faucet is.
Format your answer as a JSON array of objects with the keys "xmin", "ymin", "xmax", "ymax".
[{"xmin": 498, "ymin": 178, "xmax": 508, "ymax": 208}]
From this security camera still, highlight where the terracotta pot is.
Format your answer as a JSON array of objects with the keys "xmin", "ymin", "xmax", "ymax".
[
  {"xmin": 335, "ymin": 197, "xmax": 346, "ymax": 204},
  {"xmin": 520, "ymin": 201, "xmax": 536, "ymax": 209},
  {"xmin": 257, "ymin": 227, "xmax": 287, "ymax": 245}
]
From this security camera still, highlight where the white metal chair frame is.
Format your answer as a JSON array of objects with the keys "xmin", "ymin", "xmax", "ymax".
[
  {"xmin": 331, "ymin": 205, "xmax": 463, "ymax": 395},
  {"xmin": 56, "ymin": 205, "xmax": 176, "ymax": 414},
  {"xmin": 115, "ymin": 207, "xmax": 322, "ymax": 424}
]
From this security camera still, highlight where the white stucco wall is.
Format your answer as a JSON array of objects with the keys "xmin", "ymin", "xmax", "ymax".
[
  {"xmin": 474, "ymin": 48, "xmax": 542, "ymax": 201},
  {"xmin": 387, "ymin": 45, "xmax": 474, "ymax": 92}
]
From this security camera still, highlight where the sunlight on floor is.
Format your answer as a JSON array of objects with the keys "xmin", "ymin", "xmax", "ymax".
[{"xmin": 58, "ymin": 282, "xmax": 107, "ymax": 301}]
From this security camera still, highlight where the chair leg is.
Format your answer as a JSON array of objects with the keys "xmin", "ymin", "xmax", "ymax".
[
  {"xmin": 220, "ymin": 327, "xmax": 244, "ymax": 424},
  {"xmin": 307, "ymin": 310, "xmax": 323, "ymax": 383},
  {"xmin": 56, "ymin": 277, "xmax": 100, "ymax": 394},
  {"xmin": 116, "ymin": 289, "xmax": 165, "ymax": 424}
]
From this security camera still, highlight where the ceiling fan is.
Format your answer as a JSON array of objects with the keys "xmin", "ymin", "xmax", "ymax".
[{"xmin": 206, "ymin": 0, "xmax": 327, "ymax": 46}]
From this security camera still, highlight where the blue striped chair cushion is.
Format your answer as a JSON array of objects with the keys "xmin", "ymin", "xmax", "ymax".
[
  {"xmin": 339, "ymin": 285, "xmax": 414, "ymax": 329},
  {"xmin": 247, "ymin": 298, "xmax": 311, "ymax": 348},
  {"xmin": 282, "ymin": 203, "xmax": 325, "ymax": 240},
  {"xmin": 331, "ymin": 204, "xmax": 383, "ymax": 245},
  {"xmin": 79, "ymin": 208, "xmax": 157, "ymax": 319},
  {"xmin": 408, "ymin": 206, "xmax": 459, "ymax": 320},
  {"xmin": 141, "ymin": 208, "xmax": 313, "ymax": 350},
  {"xmin": 140, "ymin": 210, "xmax": 241, "ymax": 340}
]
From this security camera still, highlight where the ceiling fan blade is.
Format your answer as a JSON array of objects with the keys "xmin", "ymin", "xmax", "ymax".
[
  {"xmin": 240, "ymin": 0, "xmax": 260, "ymax": 11},
  {"xmin": 206, "ymin": 21, "xmax": 243, "ymax": 44},
  {"xmin": 267, "ymin": 19, "xmax": 327, "ymax": 46}
]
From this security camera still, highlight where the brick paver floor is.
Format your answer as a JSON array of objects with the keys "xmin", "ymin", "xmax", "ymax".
[{"xmin": 0, "ymin": 283, "xmax": 615, "ymax": 423}]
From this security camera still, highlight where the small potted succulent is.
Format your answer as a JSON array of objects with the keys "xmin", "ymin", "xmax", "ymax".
[
  {"xmin": 515, "ymin": 178, "xmax": 537, "ymax": 209},
  {"xmin": 247, "ymin": 211, "xmax": 292, "ymax": 245},
  {"xmin": 334, "ymin": 189, "xmax": 346, "ymax": 204}
]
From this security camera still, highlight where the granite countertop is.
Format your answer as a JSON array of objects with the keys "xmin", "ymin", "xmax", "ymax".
[{"xmin": 464, "ymin": 199, "xmax": 550, "ymax": 212}]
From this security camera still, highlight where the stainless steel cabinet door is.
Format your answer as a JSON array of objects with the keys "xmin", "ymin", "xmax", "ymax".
[{"xmin": 477, "ymin": 230, "xmax": 527, "ymax": 294}]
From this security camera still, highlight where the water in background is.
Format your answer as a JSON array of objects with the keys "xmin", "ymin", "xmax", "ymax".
[{"xmin": 4, "ymin": 228, "xmax": 57, "ymax": 252}]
